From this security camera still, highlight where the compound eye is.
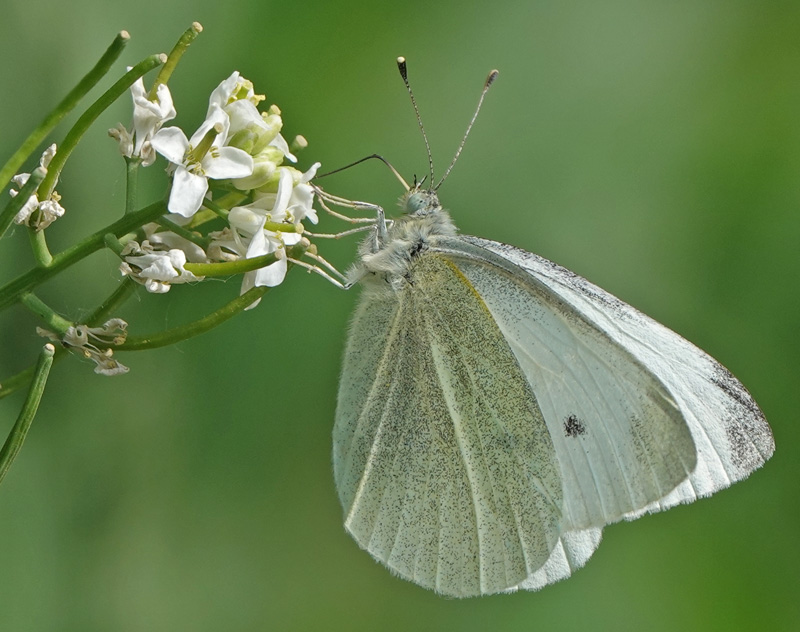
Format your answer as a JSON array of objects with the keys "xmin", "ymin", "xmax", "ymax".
[{"xmin": 406, "ymin": 192, "xmax": 426, "ymax": 213}]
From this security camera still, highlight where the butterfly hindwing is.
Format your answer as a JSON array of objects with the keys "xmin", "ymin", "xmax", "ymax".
[{"xmin": 334, "ymin": 253, "xmax": 564, "ymax": 597}]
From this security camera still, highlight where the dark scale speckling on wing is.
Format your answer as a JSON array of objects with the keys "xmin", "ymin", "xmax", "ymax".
[{"xmin": 564, "ymin": 414, "xmax": 587, "ymax": 438}]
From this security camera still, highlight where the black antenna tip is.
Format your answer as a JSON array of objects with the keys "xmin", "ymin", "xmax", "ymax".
[
  {"xmin": 396, "ymin": 56, "xmax": 408, "ymax": 81},
  {"xmin": 486, "ymin": 69, "xmax": 500, "ymax": 88}
]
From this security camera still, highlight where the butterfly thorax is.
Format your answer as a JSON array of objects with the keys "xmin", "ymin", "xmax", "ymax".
[{"xmin": 348, "ymin": 189, "xmax": 458, "ymax": 293}]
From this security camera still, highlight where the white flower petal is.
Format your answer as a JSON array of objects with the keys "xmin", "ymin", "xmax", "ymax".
[
  {"xmin": 132, "ymin": 80, "xmax": 176, "ymax": 156},
  {"xmin": 208, "ymin": 71, "xmax": 241, "ymax": 112},
  {"xmin": 278, "ymin": 231, "xmax": 303, "ymax": 246},
  {"xmin": 288, "ymin": 183, "xmax": 317, "ymax": 224},
  {"xmin": 151, "ymin": 127, "xmax": 190, "ymax": 164},
  {"xmin": 269, "ymin": 133, "xmax": 297, "ymax": 163},
  {"xmin": 300, "ymin": 162, "xmax": 321, "ymax": 183},
  {"xmin": 168, "ymin": 167, "xmax": 209, "ymax": 217},
  {"xmin": 40, "ymin": 145, "xmax": 57, "ymax": 168},
  {"xmin": 271, "ymin": 168, "xmax": 294, "ymax": 218},
  {"xmin": 190, "ymin": 105, "xmax": 230, "ymax": 147},
  {"xmin": 229, "ymin": 206, "xmax": 264, "ymax": 236},
  {"xmin": 226, "ymin": 99, "xmax": 268, "ymax": 134},
  {"xmin": 244, "ymin": 222, "xmax": 272, "ymax": 258},
  {"xmin": 253, "ymin": 257, "xmax": 287, "ymax": 288},
  {"xmin": 203, "ymin": 146, "xmax": 254, "ymax": 179}
]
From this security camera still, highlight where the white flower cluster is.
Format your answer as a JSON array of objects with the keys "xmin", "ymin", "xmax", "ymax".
[
  {"xmin": 112, "ymin": 71, "xmax": 320, "ymax": 301},
  {"xmin": 9, "ymin": 144, "xmax": 65, "ymax": 230},
  {"xmin": 119, "ymin": 239, "xmax": 203, "ymax": 294},
  {"xmin": 37, "ymin": 318, "xmax": 129, "ymax": 376},
  {"xmin": 109, "ymin": 74, "xmax": 176, "ymax": 167}
]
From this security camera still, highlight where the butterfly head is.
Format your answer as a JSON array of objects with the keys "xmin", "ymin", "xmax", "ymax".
[{"xmin": 403, "ymin": 187, "xmax": 441, "ymax": 217}]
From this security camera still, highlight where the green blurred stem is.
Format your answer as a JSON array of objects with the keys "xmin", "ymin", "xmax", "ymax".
[
  {"xmin": 125, "ymin": 158, "xmax": 140, "ymax": 214},
  {"xmin": 0, "ymin": 200, "xmax": 166, "ymax": 311},
  {"xmin": 38, "ymin": 54, "xmax": 167, "ymax": 200},
  {"xmin": 156, "ymin": 216, "xmax": 209, "ymax": 249},
  {"xmin": 19, "ymin": 293, "xmax": 72, "ymax": 334},
  {"xmin": 119, "ymin": 285, "xmax": 272, "ymax": 351},
  {"xmin": 0, "ymin": 344, "xmax": 55, "ymax": 485},
  {"xmin": 103, "ymin": 233, "xmax": 125, "ymax": 255},
  {"xmin": 0, "ymin": 167, "xmax": 46, "ymax": 240},
  {"xmin": 83, "ymin": 278, "xmax": 138, "ymax": 327},
  {"xmin": 151, "ymin": 22, "xmax": 203, "ymax": 95},
  {"xmin": 200, "ymin": 197, "xmax": 230, "ymax": 220},
  {"xmin": 0, "ymin": 365, "xmax": 36, "ymax": 401},
  {"xmin": 27, "ymin": 228, "xmax": 53, "ymax": 267},
  {"xmin": 184, "ymin": 192, "xmax": 248, "ymax": 231},
  {"xmin": 0, "ymin": 31, "xmax": 129, "ymax": 193},
  {"xmin": 185, "ymin": 253, "xmax": 277, "ymax": 277}
]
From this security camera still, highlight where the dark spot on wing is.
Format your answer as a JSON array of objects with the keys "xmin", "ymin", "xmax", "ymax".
[{"xmin": 564, "ymin": 414, "xmax": 586, "ymax": 438}]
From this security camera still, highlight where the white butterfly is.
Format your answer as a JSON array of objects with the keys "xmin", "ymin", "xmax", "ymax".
[{"xmin": 332, "ymin": 186, "xmax": 774, "ymax": 598}]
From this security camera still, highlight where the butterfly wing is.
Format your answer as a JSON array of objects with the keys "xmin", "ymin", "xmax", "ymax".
[
  {"xmin": 439, "ymin": 236, "xmax": 774, "ymax": 521},
  {"xmin": 512, "ymin": 527, "xmax": 602, "ymax": 592},
  {"xmin": 334, "ymin": 254, "xmax": 566, "ymax": 597}
]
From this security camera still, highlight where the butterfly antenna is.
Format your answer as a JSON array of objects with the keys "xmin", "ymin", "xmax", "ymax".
[
  {"xmin": 316, "ymin": 153, "xmax": 410, "ymax": 191},
  {"xmin": 435, "ymin": 69, "xmax": 499, "ymax": 191},
  {"xmin": 397, "ymin": 56, "xmax": 435, "ymax": 189}
]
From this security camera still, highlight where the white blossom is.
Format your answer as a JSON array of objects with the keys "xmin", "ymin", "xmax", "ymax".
[
  {"xmin": 150, "ymin": 105, "xmax": 254, "ymax": 218},
  {"xmin": 207, "ymin": 71, "xmax": 265, "ymax": 112},
  {"xmin": 9, "ymin": 144, "xmax": 65, "ymax": 230},
  {"xmin": 109, "ymin": 76, "xmax": 175, "ymax": 166},
  {"xmin": 120, "ymin": 240, "xmax": 204, "ymax": 293},
  {"xmin": 37, "ymin": 319, "xmax": 129, "ymax": 376},
  {"xmin": 141, "ymin": 220, "xmax": 209, "ymax": 263},
  {"xmin": 209, "ymin": 164, "xmax": 320, "ymax": 308},
  {"xmin": 237, "ymin": 216, "xmax": 302, "ymax": 309}
]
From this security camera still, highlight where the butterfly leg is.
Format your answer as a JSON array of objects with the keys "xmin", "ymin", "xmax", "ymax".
[{"xmin": 287, "ymin": 253, "xmax": 353, "ymax": 289}]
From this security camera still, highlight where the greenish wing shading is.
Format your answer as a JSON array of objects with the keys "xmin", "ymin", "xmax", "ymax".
[
  {"xmin": 333, "ymin": 254, "xmax": 563, "ymax": 597},
  {"xmin": 435, "ymin": 238, "xmax": 699, "ymax": 530},
  {"xmin": 457, "ymin": 236, "xmax": 773, "ymax": 519}
]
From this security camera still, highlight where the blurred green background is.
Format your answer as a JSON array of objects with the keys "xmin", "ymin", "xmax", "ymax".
[{"xmin": 0, "ymin": 1, "xmax": 797, "ymax": 630}]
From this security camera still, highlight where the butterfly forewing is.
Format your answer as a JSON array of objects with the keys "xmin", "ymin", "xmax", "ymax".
[
  {"xmin": 435, "ymin": 241, "xmax": 698, "ymax": 530},
  {"xmin": 453, "ymin": 236, "xmax": 774, "ymax": 515}
]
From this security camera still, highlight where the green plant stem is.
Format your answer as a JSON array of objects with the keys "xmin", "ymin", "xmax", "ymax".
[
  {"xmin": 200, "ymin": 197, "xmax": 230, "ymax": 220},
  {"xmin": 0, "ymin": 365, "xmax": 36, "ymax": 401},
  {"xmin": 0, "ymin": 32, "xmax": 129, "ymax": 193},
  {"xmin": 0, "ymin": 344, "xmax": 55, "ymax": 485},
  {"xmin": 155, "ymin": 216, "xmax": 209, "ymax": 248},
  {"xmin": 125, "ymin": 158, "xmax": 139, "ymax": 214},
  {"xmin": 185, "ymin": 253, "xmax": 277, "ymax": 277},
  {"xmin": 119, "ymin": 285, "xmax": 272, "ymax": 351},
  {"xmin": 27, "ymin": 228, "xmax": 53, "ymax": 267},
  {"xmin": 83, "ymin": 278, "xmax": 138, "ymax": 327},
  {"xmin": 38, "ymin": 54, "xmax": 167, "ymax": 200},
  {"xmin": 184, "ymin": 242, "xmax": 308, "ymax": 277},
  {"xmin": 103, "ymin": 233, "xmax": 125, "ymax": 255},
  {"xmin": 0, "ymin": 166, "xmax": 46, "ymax": 240},
  {"xmin": 151, "ymin": 22, "xmax": 203, "ymax": 95},
  {"xmin": 19, "ymin": 293, "xmax": 72, "ymax": 334},
  {"xmin": 0, "ymin": 200, "xmax": 166, "ymax": 311}
]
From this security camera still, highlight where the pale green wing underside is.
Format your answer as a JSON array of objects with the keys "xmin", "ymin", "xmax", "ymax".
[
  {"xmin": 454, "ymin": 235, "xmax": 773, "ymax": 518},
  {"xmin": 445, "ymin": 251, "xmax": 697, "ymax": 531},
  {"xmin": 334, "ymin": 255, "xmax": 563, "ymax": 598}
]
